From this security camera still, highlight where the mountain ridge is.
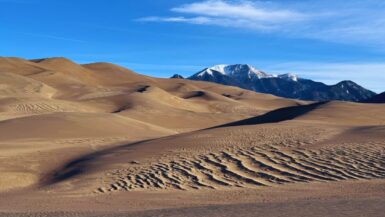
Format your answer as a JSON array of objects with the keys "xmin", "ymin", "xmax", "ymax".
[
  {"xmin": 188, "ymin": 64, "xmax": 375, "ymax": 102},
  {"xmin": 363, "ymin": 92, "xmax": 385, "ymax": 103}
]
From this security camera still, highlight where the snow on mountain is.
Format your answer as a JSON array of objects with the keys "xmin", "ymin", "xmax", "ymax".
[
  {"xmin": 278, "ymin": 73, "xmax": 298, "ymax": 82},
  {"xmin": 188, "ymin": 64, "xmax": 376, "ymax": 102},
  {"xmin": 223, "ymin": 64, "xmax": 271, "ymax": 79},
  {"xmin": 208, "ymin": 64, "xmax": 228, "ymax": 74},
  {"xmin": 197, "ymin": 68, "xmax": 222, "ymax": 77},
  {"xmin": 196, "ymin": 64, "xmax": 296, "ymax": 80}
]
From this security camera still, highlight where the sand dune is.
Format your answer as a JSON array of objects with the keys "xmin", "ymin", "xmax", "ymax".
[
  {"xmin": 33, "ymin": 100, "xmax": 384, "ymax": 202},
  {"xmin": 0, "ymin": 72, "xmax": 56, "ymax": 98},
  {"xmin": 0, "ymin": 57, "xmax": 384, "ymax": 216},
  {"xmin": 102, "ymin": 141, "xmax": 385, "ymax": 191},
  {"xmin": 0, "ymin": 112, "xmax": 172, "ymax": 141},
  {"xmin": 0, "ymin": 56, "xmax": 300, "ymax": 192},
  {"xmin": 82, "ymin": 62, "xmax": 157, "ymax": 85},
  {"xmin": 296, "ymin": 101, "xmax": 385, "ymax": 125},
  {"xmin": 0, "ymin": 57, "xmax": 46, "ymax": 76},
  {"xmin": 50, "ymin": 120, "xmax": 384, "ymax": 193}
]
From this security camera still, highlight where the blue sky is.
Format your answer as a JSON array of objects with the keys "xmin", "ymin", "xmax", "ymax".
[{"xmin": 1, "ymin": 0, "xmax": 384, "ymax": 92}]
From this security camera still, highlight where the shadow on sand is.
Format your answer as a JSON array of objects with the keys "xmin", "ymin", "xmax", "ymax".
[
  {"xmin": 42, "ymin": 138, "xmax": 156, "ymax": 186},
  {"xmin": 210, "ymin": 101, "xmax": 328, "ymax": 129},
  {"xmin": 43, "ymin": 101, "xmax": 328, "ymax": 186}
]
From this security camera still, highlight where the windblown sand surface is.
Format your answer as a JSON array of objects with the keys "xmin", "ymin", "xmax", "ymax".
[{"xmin": 0, "ymin": 57, "xmax": 384, "ymax": 217}]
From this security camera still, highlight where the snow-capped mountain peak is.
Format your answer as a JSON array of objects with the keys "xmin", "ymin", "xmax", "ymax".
[
  {"xmin": 278, "ymin": 73, "xmax": 298, "ymax": 82},
  {"xmin": 188, "ymin": 64, "xmax": 375, "ymax": 102},
  {"xmin": 225, "ymin": 64, "xmax": 270, "ymax": 79},
  {"xmin": 194, "ymin": 64, "xmax": 300, "ymax": 82},
  {"xmin": 197, "ymin": 68, "xmax": 215, "ymax": 77},
  {"xmin": 197, "ymin": 64, "xmax": 273, "ymax": 79},
  {"xmin": 208, "ymin": 64, "xmax": 228, "ymax": 74},
  {"xmin": 196, "ymin": 65, "xmax": 227, "ymax": 77},
  {"xmin": 197, "ymin": 64, "xmax": 299, "ymax": 81}
]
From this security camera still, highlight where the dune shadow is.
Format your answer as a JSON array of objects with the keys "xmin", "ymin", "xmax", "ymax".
[
  {"xmin": 183, "ymin": 91, "xmax": 206, "ymax": 99},
  {"xmin": 136, "ymin": 85, "xmax": 150, "ymax": 93},
  {"xmin": 42, "ymin": 138, "xmax": 156, "ymax": 186},
  {"xmin": 210, "ymin": 101, "xmax": 329, "ymax": 129},
  {"xmin": 43, "ymin": 101, "xmax": 328, "ymax": 186}
]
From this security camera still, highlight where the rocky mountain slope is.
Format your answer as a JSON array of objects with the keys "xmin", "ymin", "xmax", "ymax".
[
  {"xmin": 363, "ymin": 92, "xmax": 385, "ymax": 103},
  {"xmin": 188, "ymin": 64, "xmax": 376, "ymax": 102}
]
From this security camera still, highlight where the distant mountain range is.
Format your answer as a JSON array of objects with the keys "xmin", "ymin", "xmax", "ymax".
[
  {"xmin": 363, "ymin": 92, "xmax": 385, "ymax": 103},
  {"xmin": 184, "ymin": 64, "xmax": 376, "ymax": 102},
  {"xmin": 170, "ymin": 74, "xmax": 184, "ymax": 79}
]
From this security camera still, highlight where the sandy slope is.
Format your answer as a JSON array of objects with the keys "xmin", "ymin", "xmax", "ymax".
[
  {"xmin": 0, "ymin": 57, "xmax": 384, "ymax": 216},
  {"xmin": 0, "ymin": 57, "xmax": 298, "ymax": 191}
]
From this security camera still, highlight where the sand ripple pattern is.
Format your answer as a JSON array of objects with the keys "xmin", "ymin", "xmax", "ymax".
[
  {"xmin": 11, "ymin": 103, "xmax": 69, "ymax": 113},
  {"xmin": 6, "ymin": 102, "xmax": 92, "ymax": 114},
  {"xmin": 98, "ymin": 143, "xmax": 385, "ymax": 192}
]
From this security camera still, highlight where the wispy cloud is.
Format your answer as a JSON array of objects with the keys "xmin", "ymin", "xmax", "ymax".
[
  {"xmin": 171, "ymin": 0, "xmax": 306, "ymax": 22},
  {"xmin": 137, "ymin": 0, "xmax": 385, "ymax": 46},
  {"xmin": 137, "ymin": 0, "xmax": 309, "ymax": 31},
  {"xmin": 263, "ymin": 62, "xmax": 385, "ymax": 93}
]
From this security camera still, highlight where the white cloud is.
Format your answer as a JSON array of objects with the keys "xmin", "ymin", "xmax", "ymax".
[
  {"xmin": 137, "ymin": 16, "xmax": 213, "ymax": 25},
  {"xmin": 137, "ymin": 0, "xmax": 310, "ymax": 31},
  {"xmin": 138, "ymin": 16, "xmax": 280, "ymax": 31},
  {"xmin": 137, "ymin": 0, "xmax": 385, "ymax": 46},
  {"xmin": 171, "ymin": 0, "xmax": 306, "ymax": 22}
]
